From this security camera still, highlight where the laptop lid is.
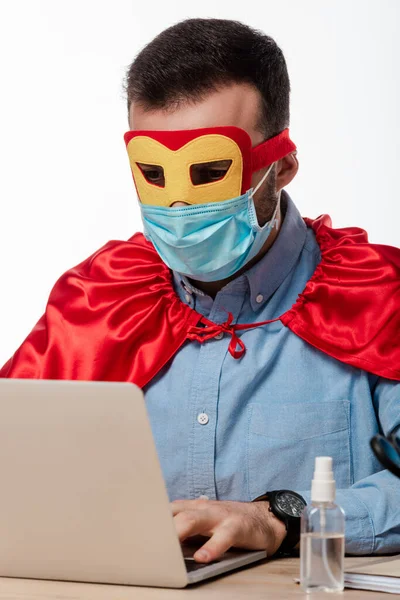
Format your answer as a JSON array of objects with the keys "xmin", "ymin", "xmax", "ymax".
[{"xmin": 0, "ymin": 379, "xmax": 188, "ymax": 587}]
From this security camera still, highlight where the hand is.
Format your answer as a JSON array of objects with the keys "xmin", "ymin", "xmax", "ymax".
[{"xmin": 171, "ymin": 498, "xmax": 287, "ymax": 563}]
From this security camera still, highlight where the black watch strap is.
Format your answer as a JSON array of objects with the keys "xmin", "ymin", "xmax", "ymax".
[
  {"xmin": 253, "ymin": 490, "xmax": 306, "ymax": 556},
  {"xmin": 274, "ymin": 515, "xmax": 300, "ymax": 556}
]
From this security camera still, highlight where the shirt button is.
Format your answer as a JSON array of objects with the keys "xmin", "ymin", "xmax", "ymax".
[
  {"xmin": 197, "ymin": 413, "xmax": 209, "ymax": 425},
  {"xmin": 215, "ymin": 332, "xmax": 224, "ymax": 340},
  {"xmin": 256, "ymin": 293, "xmax": 264, "ymax": 304},
  {"xmin": 185, "ymin": 293, "xmax": 191, "ymax": 303}
]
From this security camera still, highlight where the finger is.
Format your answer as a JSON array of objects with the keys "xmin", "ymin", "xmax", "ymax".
[
  {"xmin": 173, "ymin": 509, "xmax": 216, "ymax": 542},
  {"xmin": 171, "ymin": 500, "xmax": 193, "ymax": 516},
  {"xmin": 171, "ymin": 498, "xmax": 209, "ymax": 516},
  {"xmin": 193, "ymin": 522, "xmax": 238, "ymax": 563}
]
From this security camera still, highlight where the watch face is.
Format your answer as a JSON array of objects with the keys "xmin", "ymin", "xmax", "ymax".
[{"xmin": 275, "ymin": 492, "xmax": 305, "ymax": 518}]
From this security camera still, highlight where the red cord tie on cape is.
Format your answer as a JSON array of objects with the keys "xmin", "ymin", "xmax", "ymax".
[{"xmin": 187, "ymin": 312, "xmax": 280, "ymax": 359}]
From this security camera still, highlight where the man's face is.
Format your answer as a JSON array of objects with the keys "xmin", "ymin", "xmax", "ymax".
[{"xmin": 128, "ymin": 83, "xmax": 278, "ymax": 226}]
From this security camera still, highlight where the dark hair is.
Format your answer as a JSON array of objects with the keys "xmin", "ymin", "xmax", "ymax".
[{"xmin": 124, "ymin": 18, "xmax": 290, "ymax": 139}]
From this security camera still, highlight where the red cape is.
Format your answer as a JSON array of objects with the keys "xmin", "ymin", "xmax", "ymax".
[{"xmin": 1, "ymin": 215, "xmax": 399, "ymax": 385}]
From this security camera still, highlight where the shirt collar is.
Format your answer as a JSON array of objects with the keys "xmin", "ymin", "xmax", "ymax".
[
  {"xmin": 172, "ymin": 271, "xmax": 205, "ymax": 308},
  {"xmin": 173, "ymin": 190, "xmax": 307, "ymax": 311}
]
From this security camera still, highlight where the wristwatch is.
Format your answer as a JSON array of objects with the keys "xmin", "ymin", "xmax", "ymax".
[{"xmin": 253, "ymin": 489, "xmax": 307, "ymax": 556}]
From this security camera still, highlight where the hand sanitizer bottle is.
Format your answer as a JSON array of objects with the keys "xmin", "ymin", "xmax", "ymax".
[{"xmin": 300, "ymin": 456, "xmax": 345, "ymax": 593}]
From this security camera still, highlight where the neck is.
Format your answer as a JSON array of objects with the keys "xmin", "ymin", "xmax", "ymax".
[{"xmin": 188, "ymin": 205, "xmax": 283, "ymax": 298}]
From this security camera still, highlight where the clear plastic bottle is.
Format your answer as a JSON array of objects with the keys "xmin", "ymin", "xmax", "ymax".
[{"xmin": 300, "ymin": 457, "xmax": 345, "ymax": 593}]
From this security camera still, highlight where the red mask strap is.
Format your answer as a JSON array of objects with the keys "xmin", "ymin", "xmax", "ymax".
[{"xmin": 251, "ymin": 128, "xmax": 296, "ymax": 173}]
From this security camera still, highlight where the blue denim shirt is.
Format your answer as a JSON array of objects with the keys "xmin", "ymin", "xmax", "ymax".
[{"xmin": 144, "ymin": 191, "xmax": 400, "ymax": 555}]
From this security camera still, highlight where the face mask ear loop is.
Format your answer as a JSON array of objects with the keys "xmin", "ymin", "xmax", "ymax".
[
  {"xmin": 249, "ymin": 161, "xmax": 275, "ymax": 199},
  {"xmin": 248, "ymin": 162, "xmax": 281, "ymax": 230},
  {"xmin": 270, "ymin": 188, "xmax": 282, "ymax": 230}
]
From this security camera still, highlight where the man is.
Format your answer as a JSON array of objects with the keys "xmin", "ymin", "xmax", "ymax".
[{"xmin": 1, "ymin": 18, "xmax": 400, "ymax": 564}]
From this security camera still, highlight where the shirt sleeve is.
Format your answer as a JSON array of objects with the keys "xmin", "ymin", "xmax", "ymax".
[{"xmin": 297, "ymin": 377, "xmax": 400, "ymax": 555}]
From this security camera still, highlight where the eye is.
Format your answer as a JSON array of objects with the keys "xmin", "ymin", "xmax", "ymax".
[
  {"xmin": 137, "ymin": 163, "xmax": 165, "ymax": 187},
  {"xmin": 190, "ymin": 160, "xmax": 232, "ymax": 186},
  {"xmin": 208, "ymin": 169, "xmax": 228, "ymax": 181}
]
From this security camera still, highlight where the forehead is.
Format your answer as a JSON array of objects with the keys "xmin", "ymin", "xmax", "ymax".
[{"xmin": 128, "ymin": 82, "xmax": 265, "ymax": 147}]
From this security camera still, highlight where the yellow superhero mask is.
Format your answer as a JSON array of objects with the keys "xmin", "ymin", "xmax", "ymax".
[{"xmin": 124, "ymin": 126, "xmax": 296, "ymax": 207}]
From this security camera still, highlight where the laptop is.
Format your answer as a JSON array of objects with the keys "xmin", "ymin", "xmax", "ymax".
[{"xmin": 0, "ymin": 379, "xmax": 266, "ymax": 587}]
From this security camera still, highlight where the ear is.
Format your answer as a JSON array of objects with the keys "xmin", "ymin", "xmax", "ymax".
[{"xmin": 276, "ymin": 152, "xmax": 299, "ymax": 191}]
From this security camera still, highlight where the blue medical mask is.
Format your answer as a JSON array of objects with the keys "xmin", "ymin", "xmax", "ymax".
[{"xmin": 139, "ymin": 163, "xmax": 279, "ymax": 282}]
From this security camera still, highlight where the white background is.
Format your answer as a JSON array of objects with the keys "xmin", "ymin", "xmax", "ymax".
[{"xmin": 0, "ymin": 0, "xmax": 399, "ymax": 365}]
